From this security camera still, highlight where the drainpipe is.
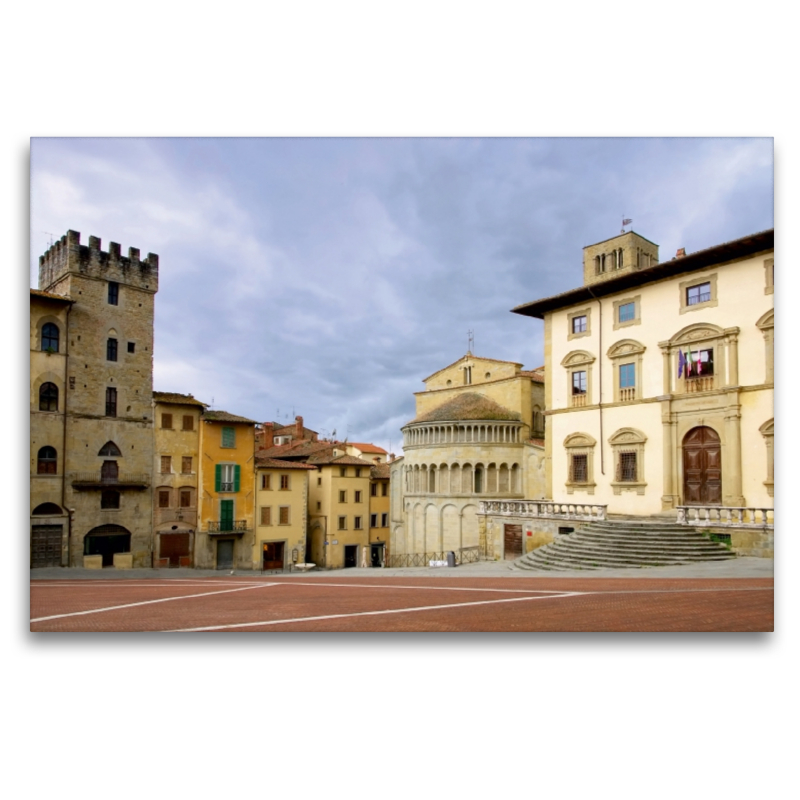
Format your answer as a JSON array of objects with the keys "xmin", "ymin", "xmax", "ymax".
[
  {"xmin": 586, "ymin": 286, "xmax": 605, "ymax": 476},
  {"xmin": 62, "ymin": 302, "xmax": 71, "ymax": 566}
]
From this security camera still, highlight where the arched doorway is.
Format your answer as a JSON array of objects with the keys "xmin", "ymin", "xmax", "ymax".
[
  {"xmin": 84, "ymin": 524, "xmax": 131, "ymax": 567},
  {"xmin": 682, "ymin": 426, "xmax": 721, "ymax": 505}
]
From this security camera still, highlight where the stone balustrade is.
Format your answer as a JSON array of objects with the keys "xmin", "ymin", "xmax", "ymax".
[
  {"xmin": 677, "ymin": 506, "xmax": 773, "ymax": 528},
  {"xmin": 478, "ymin": 500, "xmax": 607, "ymax": 521}
]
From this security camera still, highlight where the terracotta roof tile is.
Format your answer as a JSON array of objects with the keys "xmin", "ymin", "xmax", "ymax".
[
  {"xmin": 370, "ymin": 463, "xmax": 391, "ymax": 479},
  {"xmin": 307, "ymin": 454, "xmax": 375, "ymax": 467},
  {"xmin": 257, "ymin": 440, "xmax": 336, "ymax": 459},
  {"xmin": 203, "ymin": 410, "xmax": 257, "ymax": 424},
  {"xmin": 410, "ymin": 392, "xmax": 521, "ymax": 424},
  {"xmin": 349, "ymin": 443, "xmax": 388, "ymax": 454},
  {"xmin": 153, "ymin": 391, "xmax": 208, "ymax": 408},
  {"xmin": 255, "ymin": 457, "xmax": 318, "ymax": 470},
  {"xmin": 30, "ymin": 288, "xmax": 74, "ymax": 304}
]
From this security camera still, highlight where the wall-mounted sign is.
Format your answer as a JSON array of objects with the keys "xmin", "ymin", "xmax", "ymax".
[{"xmin": 332, "ymin": 539, "xmax": 338, "ymax": 545}]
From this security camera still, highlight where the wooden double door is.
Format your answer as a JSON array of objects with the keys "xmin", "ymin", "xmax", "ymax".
[{"xmin": 682, "ymin": 426, "xmax": 722, "ymax": 505}]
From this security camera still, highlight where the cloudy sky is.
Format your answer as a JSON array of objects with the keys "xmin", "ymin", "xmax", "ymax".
[{"xmin": 29, "ymin": 137, "xmax": 773, "ymax": 451}]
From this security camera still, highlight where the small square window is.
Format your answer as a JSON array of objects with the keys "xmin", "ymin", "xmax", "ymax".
[
  {"xmin": 687, "ymin": 282, "xmax": 711, "ymax": 306},
  {"xmin": 182, "ymin": 415, "xmax": 193, "ymax": 431},
  {"xmin": 572, "ymin": 315, "xmax": 587, "ymax": 334},
  {"xmin": 161, "ymin": 413, "xmax": 173, "ymax": 429},
  {"xmin": 127, "ymin": 342, "xmax": 135, "ymax": 354}
]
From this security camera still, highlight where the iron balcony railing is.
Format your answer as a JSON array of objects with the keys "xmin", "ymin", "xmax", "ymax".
[
  {"xmin": 71, "ymin": 472, "xmax": 149, "ymax": 488},
  {"xmin": 207, "ymin": 519, "xmax": 249, "ymax": 533}
]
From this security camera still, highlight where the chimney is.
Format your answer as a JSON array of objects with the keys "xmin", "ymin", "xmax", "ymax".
[
  {"xmin": 389, "ymin": 453, "xmax": 395, "ymax": 462},
  {"xmin": 676, "ymin": 248, "xmax": 686, "ymax": 258},
  {"xmin": 295, "ymin": 415, "xmax": 303, "ymax": 439},
  {"xmin": 263, "ymin": 422, "xmax": 274, "ymax": 449}
]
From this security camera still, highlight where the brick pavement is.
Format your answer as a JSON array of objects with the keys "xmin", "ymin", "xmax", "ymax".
[{"xmin": 30, "ymin": 572, "xmax": 773, "ymax": 632}]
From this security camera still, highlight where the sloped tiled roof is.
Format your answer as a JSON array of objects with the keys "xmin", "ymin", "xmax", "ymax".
[
  {"xmin": 410, "ymin": 392, "xmax": 521, "ymax": 424},
  {"xmin": 526, "ymin": 438, "xmax": 545, "ymax": 448},
  {"xmin": 203, "ymin": 410, "xmax": 257, "ymax": 424},
  {"xmin": 519, "ymin": 369, "xmax": 545, "ymax": 383},
  {"xmin": 349, "ymin": 442, "xmax": 388, "ymax": 454},
  {"xmin": 371, "ymin": 463, "xmax": 391, "ymax": 479},
  {"xmin": 30, "ymin": 288, "xmax": 74, "ymax": 304},
  {"xmin": 153, "ymin": 391, "xmax": 208, "ymax": 408},
  {"xmin": 257, "ymin": 440, "xmax": 337, "ymax": 460},
  {"xmin": 254, "ymin": 457, "xmax": 318, "ymax": 470},
  {"xmin": 307, "ymin": 454, "xmax": 375, "ymax": 467}
]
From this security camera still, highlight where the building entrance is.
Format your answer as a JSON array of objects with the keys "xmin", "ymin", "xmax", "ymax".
[
  {"xmin": 344, "ymin": 544, "xmax": 358, "ymax": 568},
  {"xmin": 504, "ymin": 524, "xmax": 523, "ymax": 559},
  {"xmin": 682, "ymin": 426, "xmax": 722, "ymax": 505},
  {"xmin": 84, "ymin": 525, "xmax": 131, "ymax": 567},
  {"xmin": 216, "ymin": 539, "xmax": 234, "ymax": 570},
  {"xmin": 31, "ymin": 525, "xmax": 63, "ymax": 568},
  {"xmin": 262, "ymin": 541, "xmax": 284, "ymax": 571}
]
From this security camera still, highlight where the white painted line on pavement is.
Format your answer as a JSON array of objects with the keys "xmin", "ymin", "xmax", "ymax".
[
  {"xmin": 165, "ymin": 591, "xmax": 586, "ymax": 632},
  {"xmin": 30, "ymin": 583, "xmax": 279, "ymax": 623}
]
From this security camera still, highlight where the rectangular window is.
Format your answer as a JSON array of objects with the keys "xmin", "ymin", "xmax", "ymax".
[
  {"xmin": 216, "ymin": 463, "xmax": 239, "ymax": 492},
  {"xmin": 338, "ymin": 516, "xmax": 347, "ymax": 530},
  {"xmin": 370, "ymin": 483, "xmax": 377, "ymax": 497},
  {"xmin": 180, "ymin": 489, "xmax": 191, "ymax": 508},
  {"xmin": 687, "ymin": 282, "xmax": 711, "ymax": 306},
  {"xmin": 572, "ymin": 371, "xmax": 587, "ymax": 394},
  {"xmin": 619, "ymin": 452, "xmax": 637, "ymax": 482},
  {"xmin": 619, "ymin": 363, "xmax": 636, "ymax": 388},
  {"xmin": 355, "ymin": 468, "xmax": 362, "ymax": 478},
  {"xmin": 106, "ymin": 338, "xmax": 118, "ymax": 361},
  {"xmin": 280, "ymin": 474, "xmax": 290, "ymax": 490},
  {"xmin": 181, "ymin": 456, "xmax": 192, "ymax": 474},
  {"xmin": 354, "ymin": 516, "xmax": 363, "ymax": 530},
  {"xmin": 317, "ymin": 477, "xmax": 322, "ymax": 486},
  {"xmin": 161, "ymin": 413, "xmax": 173, "ymax": 429},
  {"xmin": 339, "ymin": 490, "xmax": 347, "ymax": 503},
  {"xmin": 261, "ymin": 506, "xmax": 272, "ymax": 525},
  {"xmin": 354, "ymin": 490, "xmax": 362, "ymax": 503},
  {"xmin": 108, "ymin": 282, "xmax": 119, "ymax": 305},
  {"xmin": 686, "ymin": 349, "xmax": 714, "ymax": 377},
  {"xmin": 127, "ymin": 342, "xmax": 135, "ymax": 353},
  {"xmin": 262, "ymin": 474, "xmax": 271, "ymax": 490},
  {"xmin": 618, "ymin": 302, "xmax": 635, "ymax": 323},
  {"xmin": 340, "ymin": 467, "xmax": 347, "ymax": 477},
  {"xmin": 382, "ymin": 483, "xmax": 388, "ymax": 497},
  {"xmin": 221, "ymin": 427, "xmax": 235, "ymax": 448},
  {"xmin": 316, "ymin": 501, "xmax": 321, "ymax": 510},
  {"xmin": 279, "ymin": 506, "xmax": 290, "ymax": 525},
  {"xmin": 161, "ymin": 455, "xmax": 172, "ymax": 473},
  {"xmin": 105, "ymin": 387, "xmax": 117, "ymax": 417},
  {"xmin": 572, "ymin": 315, "xmax": 587, "ymax": 334},
  {"xmin": 182, "ymin": 415, "xmax": 194, "ymax": 431},
  {"xmin": 381, "ymin": 512, "xmax": 388, "ymax": 527},
  {"xmin": 370, "ymin": 514, "xmax": 378, "ymax": 528},
  {"xmin": 158, "ymin": 490, "xmax": 170, "ymax": 508},
  {"xmin": 571, "ymin": 454, "xmax": 588, "ymax": 483}
]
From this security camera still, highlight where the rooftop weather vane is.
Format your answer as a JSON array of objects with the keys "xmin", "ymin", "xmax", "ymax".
[{"xmin": 621, "ymin": 216, "xmax": 632, "ymax": 233}]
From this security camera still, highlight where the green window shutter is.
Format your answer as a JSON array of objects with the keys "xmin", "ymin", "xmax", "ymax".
[
  {"xmin": 215, "ymin": 464, "xmax": 222, "ymax": 492},
  {"xmin": 222, "ymin": 426, "xmax": 235, "ymax": 448},
  {"xmin": 233, "ymin": 464, "xmax": 241, "ymax": 492},
  {"xmin": 220, "ymin": 499, "xmax": 234, "ymax": 531}
]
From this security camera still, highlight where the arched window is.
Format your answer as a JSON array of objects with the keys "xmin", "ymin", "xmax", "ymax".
[
  {"xmin": 42, "ymin": 323, "xmax": 59, "ymax": 352},
  {"xmin": 39, "ymin": 383, "xmax": 58, "ymax": 412},
  {"xmin": 32, "ymin": 502, "xmax": 62, "ymax": 515},
  {"xmin": 37, "ymin": 446, "xmax": 57, "ymax": 474},
  {"xmin": 98, "ymin": 441, "xmax": 122, "ymax": 457}
]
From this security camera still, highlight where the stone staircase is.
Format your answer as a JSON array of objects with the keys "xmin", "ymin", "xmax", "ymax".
[{"xmin": 514, "ymin": 519, "xmax": 736, "ymax": 571}]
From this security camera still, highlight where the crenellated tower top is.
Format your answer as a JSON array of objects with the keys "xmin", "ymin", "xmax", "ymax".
[{"xmin": 38, "ymin": 229, "xmax": 159, "ymax": 293}]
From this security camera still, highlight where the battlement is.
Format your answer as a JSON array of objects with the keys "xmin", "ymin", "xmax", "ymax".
[{"xmin": 38, "ymin": 230, "xmax": 159, "ymax": 293}]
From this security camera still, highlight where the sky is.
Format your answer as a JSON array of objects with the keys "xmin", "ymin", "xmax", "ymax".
[{"xmin": 29, "ymin": 137, "xmax": 773, "ymax": 453}]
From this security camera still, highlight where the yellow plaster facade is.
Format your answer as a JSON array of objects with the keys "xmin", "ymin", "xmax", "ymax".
[{"xmin": 195, "ymin": 412, "xmax": 257, "ymax": 569}]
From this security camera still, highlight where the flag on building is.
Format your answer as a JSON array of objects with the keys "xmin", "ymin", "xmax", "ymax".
[
  {"xmin": 622, "ymin": 218, "xmax": 632, "ymax": 226},
  {"xmin": 678, "ymin": 349, "xmax": 686, "ymax": 378}
]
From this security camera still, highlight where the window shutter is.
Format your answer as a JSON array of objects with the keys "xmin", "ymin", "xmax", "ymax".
[
  {"xmin": 234, "ymin": 464, "xmax": 241, "ymax": 492},
  {"xmin": 215, "ymin": 464, "xmax": 221, "ymax": 492}
]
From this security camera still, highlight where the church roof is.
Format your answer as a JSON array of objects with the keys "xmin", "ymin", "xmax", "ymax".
[
  {"xmin": 409, "ymin": 392, "xmax": 521, "ymax": 424},
  {"xmin": 422, "ymin": 353, "xmax": 523, "ymax": 383}
]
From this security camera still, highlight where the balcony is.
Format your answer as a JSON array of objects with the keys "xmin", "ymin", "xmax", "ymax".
[
  {"xmin": 71, "ymin": 472, "xmax": 149, "ymax": 490},
  {"xmin": 206, "ymin": 519, "xmax": 249, "ymax": 536},
  {"xmin": 684, "ymin": 375, "xmax": 715, "ymax": 393},
  {"xmin": 571, "ymin": 394, "xmax": 588, "ymax": 408},
  {"xmin": 619, "ymin": 387, "xmax": 636, "ymax": 402}
]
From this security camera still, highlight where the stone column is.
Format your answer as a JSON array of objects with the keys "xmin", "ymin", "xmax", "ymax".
[
  {"xmin": 661, "ymin": 402, "xmax": 676, "ymax": 510},
  {"xmin": 724, "ymin": 398, "xmax": 745, "ymax": 506},
  {"xmin": 659, "ymin": 343, "xmax": 672, "ymax": 395},
  {"xmin": 726, "ymin": 333, "xmax": 739, "ymax": 387}
]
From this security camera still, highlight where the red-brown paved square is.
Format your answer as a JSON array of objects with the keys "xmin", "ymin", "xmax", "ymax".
[{"xmin": 30, "ymin": 575, "xmax": 773, "ymax": 632}]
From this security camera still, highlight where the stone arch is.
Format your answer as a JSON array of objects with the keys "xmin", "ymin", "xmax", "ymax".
[
  {"xmin": 98, "ymin": 441, "xmax": 122, "ymax": 457},
  {"xmin": 84, "ymin": 524, "xmax": 131, "ymax": 567},
  {"xmin": 442, "ymin": 504, "xmax": 460, "ymax": 551},
  {"xmin": 461, "ymin": 463, "xmax": 473, "ymax": 493},
  {"xmin": 412, "ymin": 503, "xmax": 425, "ymax": 552},
  {"xmin": 510, "ymin": 463, "xmax": 520, "ymax": 493},
  {"xmin": 32, "ymin": 502, "xmax": 63, "ymax": 515},
  {"xmin": 425, "ymin": 503, "xmax": 439, "ymax": 551},
  {"xmin": 669, "ymin": 321, "xmax": 726, "ymax": 346},
  {"xmin": 461, "ymin": 503, "xmax": 479, "ymax": 549},
  {"xmin": 759, "ymin": 418, "xmax": 774, "ymax": 497},
  {"xmin": 498, "ymin": 463, "xmax": 509, "ymax": 493}
]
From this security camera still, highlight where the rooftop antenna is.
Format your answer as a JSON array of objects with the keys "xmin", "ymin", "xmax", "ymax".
[
  {"xmin": 467, "ymin": 329, "xmax": 474, "ymax": 355},
  {"xmin": 621, "ymin": 216, "xmax": 632, "ymax": 234}
]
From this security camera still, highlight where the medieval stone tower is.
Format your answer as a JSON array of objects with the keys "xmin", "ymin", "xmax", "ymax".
[
  {"xmin": 32, "ymin": 230, "xmax": 159, "ymax": 567},
  {"xmin": 582, "ymin": 230, "xmax": 660, "ymax": 287}
]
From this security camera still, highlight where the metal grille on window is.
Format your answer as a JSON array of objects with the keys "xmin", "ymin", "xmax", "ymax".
[
  {"xmin": 618, "ymin": 452, "xmax": 637, "ymax": 482},
  {"xmin": 571, "ymin": 454, "xmax": 588, "ymax": 483}
]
